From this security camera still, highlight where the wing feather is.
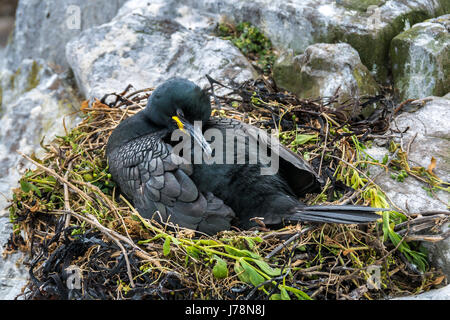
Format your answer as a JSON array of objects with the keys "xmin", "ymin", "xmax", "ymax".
[
  {"xmin": 206, "ymin": 117, "xmax": 322, "ymax": 196},
  {"xmin": 107, "ymin": 131, "xmax": 234, "ymax": 234}
]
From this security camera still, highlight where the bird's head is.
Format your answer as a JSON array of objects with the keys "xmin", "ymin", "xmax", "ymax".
[{"xmin": 144, "ymin": 77, "xmax": 212, "ymax": 155}]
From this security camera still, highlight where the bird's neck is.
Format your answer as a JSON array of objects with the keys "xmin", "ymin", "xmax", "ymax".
[{"xmin": 106, "ymin": 111, "xmax": 167, "ymax": 154}]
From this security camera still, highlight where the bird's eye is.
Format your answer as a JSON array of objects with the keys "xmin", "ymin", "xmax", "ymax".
[{"xmin": 176, "ymin": 108, "xmax": 184, "ymax": 118}]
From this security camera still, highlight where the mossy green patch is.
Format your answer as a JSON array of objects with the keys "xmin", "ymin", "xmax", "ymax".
[
  {"xmin": 273, "ymin": 47, "xmax": 380, "ymax": 119},
  {"xmin": 272, "ymin": 53, "xmax": 303, "ymax": 95},
  {"xmin": 327, "ymin": 9, "xmax": 433, "ymax": 83},
  {"xmin": 9, "ymin": 66, "xmax": 21, "ymax": 91},
  {"xmin": 338, "ymin": 0, "xmax": 386, "ymax": 12},
  {"xmin": 216, "ymin": 22, "xmax": 275, "ymax": 75},
  {"xmin": 25, "ymin": 60, "xmax": 41, "ymax": 92},
  {"xmin": 390, "ymin": 18, "xmax": 450, "ymax": 100},
  {"xmin": 6, "ymin": 20, "xmax": 14, "ymax": 46},
  {"xmin": 353, "ymin": 65, "xmax": 380, "ymax": 95},
  {"xmin": 436, "ymin": 0, "xmax": 450, "ymax": 15}
]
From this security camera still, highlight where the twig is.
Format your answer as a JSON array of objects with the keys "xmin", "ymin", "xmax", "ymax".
[
  {"xmin": 404, "ymin": 231, "xmax": 450, "ymax": 242},
  {"xmin": 405, "ymin": 132, "xmax": 417, "ymax": 158},
  {"xmin": 394, "ymin": 214, "xmax": 449, "ymax": 231},
  {"xmin": 64, "ymin": 161, "xmax": 74, "ymax": 229},
  {"xmin": 409, "ymin": 210, "xmax": 450, "ymax": 217},
  {"xmin": 65, "ymin": 210, "xmax": 151, "ymax": 259},
  {"xmin": 265, "ymin": 227, "xmax": 313, "ymax": 259},
  {"xmin": 393, "ymin": 99, "xmax": 415, "ymax": 115},
  {"xmin": 318, "ymin": 117, "xmax": 329, "ymax": 177},
  {"xmin": 329, "ymin": 154, "xmax": 406, "ymax": 213}
]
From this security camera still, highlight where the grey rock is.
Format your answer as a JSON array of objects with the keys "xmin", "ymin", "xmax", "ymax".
[
  {"xmin": 388, "ymin": 97, "xmax": 449, "ymax": 183},
  {"xmin": 0, "ymin": 59, "xmax": 80, "ymax": 213},
  {"xmin": 116, "ymin": 0, "xmax": 218, "ymax": 33},
  {"xmin": 423, "ymin": 223, "xmax": 450, "ymax": 278},
  {"xmin": 0, "ymin": 216, "xmax": 27, "ymax": 300},
  {"xmin": 4, "ymin": 0, "xmax": 128, "ymax": 71},
  {"xmin": 367, "ymin": 96, "xmax": 450, "ymax": 287},
  {"xmin": 0, "ymin": 59, "xmax": 80, "ymax": 300},
  {"xmin": 394, "ymin": 284, "xmax": 450, "ymax": 300},
  {"xmin": 1, "ymin": 58, "xmax": 51, "ymax": 107},
  {"xmin": 0, "ymin": 0, "xmax": 119, "ymax": 298},
  {"xmin": 367, "ymin": 96, "xmax": 449, "ymax": 214},
  {"xmin": 273, "ymin": 43, "xmax": 380, "ymax": 118},
  {"xmin": 391, "ymin": 14, "xmax": 450, "ymax": 101},
  {"xmin": 178, "ymin": 0, "xmax": 449, "ymax": 82},
  {"xmin": 66, "ymin": 11, "xmax": 257, "ymax": 99}
]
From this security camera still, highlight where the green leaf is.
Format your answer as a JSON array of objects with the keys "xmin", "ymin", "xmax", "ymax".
[
  {"xmin": 292, "ymin": 134, "xmax": 318, "ymax": 146},
  {"xmin": 381, "ymin": 211, "xmax": 391, "ymax": 242},
  {"xmin": 212, "ymin": 256, "xmax": 228, "ymax": 279},
  {"xmin": 284, "ymin": 286, "xmax": 312, "ymax": 300},
  {"xmin": 30, "ymin": 184, "xmax": 41, "ymax": 197},
  {"xmin": 196, "ymin": 239, "xmax": 219, "ymax": 246},
  {"xmin": 252, "ymin": 236, "xmax": 263, "ymax": 243},
  {"xmin": 280, "ymin": 287, "xmax": 291, "ymax": 300},
  {"xmin": 20, "ymin": 179, "xmax": 41, "ymax": 196},
  {"xmin": 20, "ymin": 179, "xmax": 31, "ymax": 193},
  {"xmin": 224, "ymin": 246, "xmax": 260, "ymax": 259},
  {"xmin": 234, "ymin": 261, "xmax": 250, "ymax": 284},
  {"xmin": 240, "ymin": 259, "xmax": 265, "ymax": 286},
  {"xmin": 382, "ymin": 211, "xmax": 428, "ymax": 272},
  {"xmin": 163, "ymin": 237, "xmax": 171, "ymax": 256},
  {"xmin": 242, "ymin": 249, "xmax": 261, "ymax": 259},
  {"xmin": 137, "ymin": 233, "xmax": 164, "ymax": 244},
  {"xmin": 252, "ymin": 259, "xmax": 282, "ymax": 277},
  {"xmin": 186, "ymin": 246, "xmax": 201, "ymax": 259},
  {"xmin": 24, "ymin": 170, "xmax": 34, "ymax": 178},
  {"xmin": 244, "ymin": 237, "xmax": 256, "ymax": 250},
  {"xmin": 242, "ymin": 236, "xmax": 263, "ymax": 250},
  {"xmin": 269, "ymin": 293, "xmax": 282, "ymax": 300}
]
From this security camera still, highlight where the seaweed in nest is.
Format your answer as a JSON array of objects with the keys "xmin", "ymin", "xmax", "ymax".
[{"xmin": 4, "ymin": 79, "xmax": 449, "ymax": 300}]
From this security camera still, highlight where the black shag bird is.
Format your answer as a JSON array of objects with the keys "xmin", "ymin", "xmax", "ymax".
[{"xmin": 106, "ymin": 78, "xmax": 383, "ymax": 235}]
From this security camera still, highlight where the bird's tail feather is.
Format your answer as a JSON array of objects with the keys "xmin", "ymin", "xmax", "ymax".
[{"xmin": 286, "ymin": 205, "xmax": 387, "ymax": 224}]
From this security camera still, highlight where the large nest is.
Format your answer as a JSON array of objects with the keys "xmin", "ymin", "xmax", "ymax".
[{"xmin": 4, "ymin": 78, "xmax": 449, "ymax": 300}]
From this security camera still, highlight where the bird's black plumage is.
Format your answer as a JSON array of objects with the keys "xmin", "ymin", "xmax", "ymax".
[{"xmin": 106, "ymin": 78, "xmax": 384, "ymax": 234}]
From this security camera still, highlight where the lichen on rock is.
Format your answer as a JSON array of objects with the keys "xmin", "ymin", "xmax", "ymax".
[
  {"xmin": 181, "ymin": 0, "xmax": 449, "ymax": 82},
  {"xmin": 0, "ymin": 59, "xmax": 81, "ymax": 213},
  {"xmin": 336, "ymin": 0, "xmax": 386, "ymax": 12},
  {"xmin": 273, "ymin": 43, "xmax": 380, "ymax": 119},
  {"xmin": 390, "ymin": 14, "xmax": 450, "ymax": 101}
]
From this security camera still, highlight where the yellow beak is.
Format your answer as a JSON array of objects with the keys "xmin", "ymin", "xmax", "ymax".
[
  {"xmin": 171, "ymin": 115, "xmax": 212, "ymax": 158},
  {"xmin": 172, "ymin": 116, "xmax": 185, "ymax": 132}
]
